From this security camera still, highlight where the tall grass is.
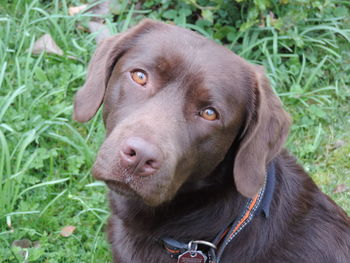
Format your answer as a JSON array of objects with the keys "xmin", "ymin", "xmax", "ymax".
[{"xmin": 0, "ymin": 1, "xmax": 111, "ymax": 261}]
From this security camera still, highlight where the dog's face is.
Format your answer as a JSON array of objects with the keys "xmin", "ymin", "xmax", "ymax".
[{"xmin": 74, "ymin": 20, "xmax": 290, "ymax": 206}]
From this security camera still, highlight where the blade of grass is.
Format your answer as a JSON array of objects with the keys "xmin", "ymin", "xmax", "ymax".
[
  {"xmin": 39, "ymin": 189, "xmax": 67, "ymax": 216},
  {"xmin": 121, "ymin": 4, "xmax": 135, "ymax": 32},
  {"xmin": 18, "ymin": 177, "xmax": 70, "ymax": 197},
  {"xmin": 0, "ymin": 61, "xmax": 7, "ymax": 89},
  {"xmin": 0, "ymin": 85, "xmax": 26, "ymax": 122},
  {"xmin": 303, "ymin": 56, "xmax": 328, "ymax": 92}
]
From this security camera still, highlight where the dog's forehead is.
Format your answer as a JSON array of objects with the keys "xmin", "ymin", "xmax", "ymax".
[
  {"xmin": 115, "ymin": 25, "xmax": 251, "ymax": 113},
  {"xmin": 128, "ymin": 27, "xmax": 248, "ymax": 91},
  {"xmin": 135, "ymin": 27, "xmax": 235, "ymax": 70}
]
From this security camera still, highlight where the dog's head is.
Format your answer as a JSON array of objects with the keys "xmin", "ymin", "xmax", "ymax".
[{"xmin": 74, "ymin": 19, "xmax": 291, "ymax": 206}]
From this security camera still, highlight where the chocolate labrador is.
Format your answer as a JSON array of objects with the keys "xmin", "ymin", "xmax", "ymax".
[{"xmin": 73, "ymin": 19, "xmax": 350, "ymax": 263}]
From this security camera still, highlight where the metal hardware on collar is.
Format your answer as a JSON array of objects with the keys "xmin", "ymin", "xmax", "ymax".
[
  {"xmin": 176, "ymin": 240, "xmax": 216, "ymax": 263},
  {"xmin": 161, "ymin": 161, "xmax": 276, "ymax": 263},
  {"xmin": 161, "ymin": 185, "xmax": 266, "ymax": 263},
  {"xmin": 189, "ymin": 240, "xmax": 217, "ymax": 250},
  {"xmin": 178, "ymin": 250, "xmax": 208, "ymax": 263}
]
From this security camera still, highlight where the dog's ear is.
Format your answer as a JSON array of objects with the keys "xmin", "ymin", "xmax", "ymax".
[
  {"xmin": 233, "ymin": 66, "xmax": 291, "ymax": 198},
  {"xmin": 73, "ymin": 19, "xmax": 161, "ymax": 122},
  {"xmin": 73, "ymin": 34, "xmax": 122, "ymax": 122}
]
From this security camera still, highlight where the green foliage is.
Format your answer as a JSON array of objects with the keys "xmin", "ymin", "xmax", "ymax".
[{"xmin": 0, "ymin": 0, "xmax": 349, "ymax": 261}]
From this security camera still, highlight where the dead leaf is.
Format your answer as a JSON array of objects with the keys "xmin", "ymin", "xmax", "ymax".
[
  {"xmin": 69, "ymin": 1, "xmax": 111, "ymax": 21},
  {"xmin": 333, "ymin": 184, "xmax": 348, "ymax": 194},
  {"xmin": 334, "ymin": 140, "xmax": 346, "ymax": 149},
  {"xmin": 88, "ymin": 21, "xmax": 111, "ymax": 43},
  {"xmin": 12, "ymin": 239, "xmax": 32, "ymax": 249},
  {"xmin": 89, "ymin": 1, "xmax": 111, "ymax": 17},
  {"xmin": 60, "ymin": 225, "xmax": 76, "ymax": 237},
  {"xmin": 31, "ymin": 34, "xmax": 63, "ymax": 56},
  {"xmin": 33, "ymin": 241, "xmax": 41, "ymax": 248},
  {"xmin": 68, "ymin": 4, "xmax": 88, "ymax": 16}
]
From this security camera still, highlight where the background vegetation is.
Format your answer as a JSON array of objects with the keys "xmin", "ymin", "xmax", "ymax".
[{"xmin": 0, "ymin": 0, "xmax": 349, "ymax": 261}]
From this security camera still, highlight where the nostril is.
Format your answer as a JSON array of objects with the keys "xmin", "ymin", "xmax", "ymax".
[
  {"xmin": 122, "ymin": 143, "xmax": 137, "ymax": 158},
  {"xmin": 146, "ymin": 160, "xmax": 153, "ymax": 166},
  {"xmin": 119, "ymin": 136, "xmax": 163, "ymax": 175},
  {"xmin": 145, "ymin": 159, "xmax": 160, "ymax": 169},
  {"xmin": 126, "ymin": 148, "xmax": 136, "ymax": 157}
]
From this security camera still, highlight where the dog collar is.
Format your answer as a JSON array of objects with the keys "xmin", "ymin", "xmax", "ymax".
[{"xmin": 161, "ymin": 161, "xmax": 276, "ymax": 263}]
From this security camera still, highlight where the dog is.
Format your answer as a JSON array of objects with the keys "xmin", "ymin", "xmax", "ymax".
[{"xmin": 73, "ymin": 19, "xmax": 350, "ymax": 263}]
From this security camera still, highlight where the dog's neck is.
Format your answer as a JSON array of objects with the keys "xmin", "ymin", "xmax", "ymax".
[{"xmin": 108, "ymin": 158, "xmax": 248, "ymax": 242}]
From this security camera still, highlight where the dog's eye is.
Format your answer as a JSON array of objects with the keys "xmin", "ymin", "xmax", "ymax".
[
  {"xmin": 131, "ymin": 70, "xmax": 147, "ymax": 85},
  {"xmin": 200, "ymin": 107, "xmax": 218, "ymax": 121}
]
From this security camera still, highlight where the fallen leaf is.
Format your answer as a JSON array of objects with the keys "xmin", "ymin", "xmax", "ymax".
[
  {"xmin": 333, "ymin": 140, "xmax": 346, "ymax": 149},
  {"xmin": 333, "ymin": 184, "xmax": 348, "ymax": 194},
  {"xmin": 88, "ymin": 21, "xmax": 111, "ymax": 43},
  {"xmin": 60, "ymin": 225, "xmax": 76, "ymax": 237},
  {"xmin": 33, "ymin": 241, "xmax": 41, "ymax": 248},
  {"xmin": 89, "ymin": 0, "xmax": 111, "ymax": 17},
  {"xmin": 68, "ymin": 4, "xmax": 88, "ymax": 16},
  {"xmin": 12, "ymin": 239, "xmax": 32, "ymax": 249},
  {"xmin": 31, "ymin": 34, "xmax": 63, "ymax": 56}
]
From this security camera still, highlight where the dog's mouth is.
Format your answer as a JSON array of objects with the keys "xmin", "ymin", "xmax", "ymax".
[
  {"xmin": 105, "ymin": 181, "xmax": 139, "ymax": 198},
  {"xmin": 93, "ymin": 155, "xmax": 180, "ymax": 206}
]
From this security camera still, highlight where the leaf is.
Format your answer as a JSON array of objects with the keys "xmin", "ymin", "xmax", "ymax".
[
  {"xmin": 88, "ymin": 0, "xmax": 112, "ymax": 23},
  {"xmin": 163, "ymin": 10, "xmax": 177, "ymax": 20},
  {"xmin": 202, "ymin": 9, "xmax": 213, "ymax": 23},
  {"xmin": 60, "ymin": 225, "xmax": 76, "ymax": 237},
  {"xmin": 88, "ymin": 21, "xmax": 111, "ymax": 43},
  {"xmin": 69, "ymin": 1, "xmax": 111, "ymax": 17},
  {"xmin": 333, "ymin": 140, "xmax": 346, "ymax": 149},
  {"xmin": 89, "ymin": 0, "xmax": 111, "ymax": 16},
  {"xmin": 239, "ymin": 19, "xmax": 259, "ymax": 32},
  {"xmin": 308, "ymin": 105, "xmax": 327, "ymax": 120},
  {"xmin": 333, "ymin": 6, "xmax": 349, "ymax": 17},
  {"xmin": 31, "ymin": 34, "xmax": 63, "ymax": 56},
  {"xmin": 68, "ymin": 4, "xmax": 88, "ymax": 16},
  {"xmin": 30, "ymin": 148, "xmax": 58, "ymax": 170},
  {"xmin": 12, "ymin": 239, "xmax": 32, "ymax": 249},
  {"xmin": 179, "ymin": 8, "xmax": 192, "ymax": 17},
  {"xmin": 34, "ymin": 67, "xmax": 48, "ymax": 82},
  {"xmin": 333, "ymin": 184, "xmax": 348, "ymax": 194}
]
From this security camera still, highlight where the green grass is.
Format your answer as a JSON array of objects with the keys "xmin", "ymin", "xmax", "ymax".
[{"xmin": 0, "ymin": 0, "xmax": 349, "ymax": 262}]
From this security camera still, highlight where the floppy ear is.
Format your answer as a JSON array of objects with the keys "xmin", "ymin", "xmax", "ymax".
[
  {"xmin": 73, "ymin": 34, "xmax": 123, "ymax": 122},
  {"xmin": 73, "ymin": 19, "xmax": 161, "ymax": 122},
  {"xmin": 234, "ymin": 67, "xmax": 291, "ymax": 198}
]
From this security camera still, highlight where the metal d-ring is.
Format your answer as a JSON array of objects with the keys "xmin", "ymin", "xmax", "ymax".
[{"xmin": 188, "ymin": 240, "xmax": 217, "ymax": 251}]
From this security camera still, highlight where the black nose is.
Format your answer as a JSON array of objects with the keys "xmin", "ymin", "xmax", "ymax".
[{"xmin": 120, "ymin": 137, "xmax": 163, "ymax": 176}]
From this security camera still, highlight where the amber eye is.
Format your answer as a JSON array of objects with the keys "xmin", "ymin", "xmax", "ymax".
[
  {"xmin": 200, "ymin": 107, "xmax": 218, "ymax": 121},
  {"xmin": 131, "ymin": 70, "xmax": 147, "ymax": 85}
]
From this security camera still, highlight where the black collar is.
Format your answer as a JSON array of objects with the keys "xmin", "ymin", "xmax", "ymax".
[
  {"xmin": 260, "ymin": 160, "xmax": 276, "ymax": 218},
  {"xmin": 161, "ymin": 161, "xmax": 276, "ymax": 263}
]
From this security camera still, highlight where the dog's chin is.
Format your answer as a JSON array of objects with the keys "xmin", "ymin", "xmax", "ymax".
[
  {"xmin": 106, "ymin": 181, "xmax": 140, "ymax": 199},
  {"xmin": 105, "ymin": 180, "xmax": 171, "ymax": 207}
]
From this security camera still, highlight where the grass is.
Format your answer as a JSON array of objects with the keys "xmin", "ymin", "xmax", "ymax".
[{"xmin": 0, "ymin": 0, "xmax": 349, "ymax": 262}]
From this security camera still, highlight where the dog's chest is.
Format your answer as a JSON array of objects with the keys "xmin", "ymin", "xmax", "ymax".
[
  {"xmin": 108, "ymin": 214, "xmax": 178, "ymax": 263},
  {"xmin": 107, "ymin": 214, "xmax": 252, "ymax": 263}
]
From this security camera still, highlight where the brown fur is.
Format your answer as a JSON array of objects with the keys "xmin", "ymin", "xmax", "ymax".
[{"xmin": 74, "ymin": 19, "xmax": 350, "ymax": 262}]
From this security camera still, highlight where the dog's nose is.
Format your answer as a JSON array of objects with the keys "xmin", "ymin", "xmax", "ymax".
[{"xmin": 120, "ymin": 137, "xmax": 163, "ymax": 176}]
